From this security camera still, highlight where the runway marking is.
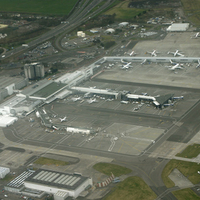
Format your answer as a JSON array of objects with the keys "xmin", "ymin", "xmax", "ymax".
[
  {"xmin": 135, "ymin": 127, "xmax": 150, "ymax": 135},
  {"xmin": 121, "ymin": 139, "xmax": 141, "ymax": 152},
  {"xmin": 118, "ymin": 141, "xmax": 124, "ymax": 153},
  {"xmin": 108, "ymin": 137, "xmax": 116, "ymax": 152}
]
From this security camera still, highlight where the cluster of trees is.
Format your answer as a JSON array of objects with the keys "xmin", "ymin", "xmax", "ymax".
[
  {"xmin": 80, "ymin": 14, "xmax": 116, "ymax": 30},
  {"xmin": 38, "ymin": 19, "xmax": 61, "ymax": 27},
  {"xmin": 101, "ymin": 41, "xmax": 116, "ymax": 49},
  {"xmin": 0, "ymin": 27, "xmax": 48, "ymax": 49}
]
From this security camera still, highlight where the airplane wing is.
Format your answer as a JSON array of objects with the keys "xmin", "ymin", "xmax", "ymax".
[{"xmin": 177, "ymin": 53, "xmax": 184, "ymax": 57}]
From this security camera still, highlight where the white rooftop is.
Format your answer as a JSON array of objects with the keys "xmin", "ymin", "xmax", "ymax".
[
  {"xmin": 166, "ymin": 23, "xmax": 189, "ymax": 31},
  {"xmin": 0, "ymin": 116, "xmax": 18, "ymax": 127}
]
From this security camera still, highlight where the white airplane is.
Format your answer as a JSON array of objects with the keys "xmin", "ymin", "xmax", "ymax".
[
  {"xmin": 146, "ymin": 50, "xmax": 159, "ymax": 57},
  {"xmin": 52, "ymin": 125, "xmax": 59, "ymax": 130},
  {"xmin": 173, "ymin": 96, "xmax": 184, "ymax": 100},
  {"xmin": 191, "ymin": 32, "xmax": 200, "ymax": 38},
  {"xmin": 163, "ymin": 103, "xmax": 174, "ymax": 107},
  {"xmin": 129, "ymin": 50, "xmax": 137, "ymax": 56},
  {"xmin": 59, "ymin": 116, "xmax": 66, "ymax": 122},
  {"xmin": 121, "ymin": 59, "xmax": 130, "ymax": 64},
  {"xmin": 122, "ymin": 62, "xmax": 132, "ymax": 69},
  {"xmin": 166, "ymin": 60, "xmax": 184, "ymax": 70},
  {"xmin": 167, "ymin": 50, "xmax": 184, "ymax": 57},
  {"xmin": 87, "ymin": 98, "xmax": 97, "ymax": 104},
  {"xmin": 72, "ymin": 97, "xmax": 81, "ymax": 102},
  {"xmin": 121, "ymin": 100, "xmax": 129, "ymax": 104},
  {"xmin": 167, "ymin": 63, "xmax": 184, "ymax": 70},
  {"xmin": 196, "ymin": 59, "xmax": 200, "ymax": 69},
  {"xmin": 141, "ymin": 59, "xmax": 147, "ymax": 65}
]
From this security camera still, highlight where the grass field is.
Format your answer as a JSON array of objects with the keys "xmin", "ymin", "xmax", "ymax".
[
  {"xmin": 93, "ymin": 163, "xmax": 132, "ymax": 177},
  {"xmin": 0, "ymin": 0, "xmax": 78, "ymax": 15},
  {"xmin": 176, "ymin": 144, "xmax": 200, "ymax": 158},
  {"xmin": 181, "ymin": 0, "xmax": 200, "ymax": 26},
  {"xmin": 103, "ymin": 176, "xmax": 157, "ymax": 200},
  {"xmin": 162, "ymin": 159, "xmax": 200, "ymax": 188},
  {"xmin": 34, "ymin": 157, "xmax": 69, "ymax": 166},
  {"xmin": 172, "ymin": 188, "xmax": 200, "ymax": 200},
  {"xmin": 104, "ymin": 1, "xmax": 145, "ymax": 21}
]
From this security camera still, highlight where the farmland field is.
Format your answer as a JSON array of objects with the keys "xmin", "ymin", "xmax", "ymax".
[{"xmin": 0, "ymin": 0, "xmax": 78, "ymax": 15}]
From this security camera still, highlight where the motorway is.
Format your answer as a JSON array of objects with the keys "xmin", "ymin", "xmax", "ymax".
[{"xmin": 1, "ymin": 0, "xmax": 114, "ymax": 60}]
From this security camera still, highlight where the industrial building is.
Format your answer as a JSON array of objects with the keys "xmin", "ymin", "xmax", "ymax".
[
  {"xmin": 71, "ymin": 87, "xmax": 119, "ymax": 99},
  {"xmin": 166, "ymin": 23, "xmax": 190, "ymax": 32},
  {"xmin": 5, "ymin": 169, "xmax": 92, "ymax": 199},
  {"xmin": 24, "ymin": 169, "xmax": 92, "ymax": 199},
  {"xmin": 0, "ymin": 167, "xmax": 10, "ymax": 179},
  {"xmin": 0, "ymin": 76, "xmax": 28, "ymax": 102},
  {"xmin": 24, "ymin": 62, "xmax": 45, "ymax": 80}
]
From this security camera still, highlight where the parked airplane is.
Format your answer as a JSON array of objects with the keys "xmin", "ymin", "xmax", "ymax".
[
  {"xmin": 167, "ymin": 60, "xmax": 184, "ymax": 70},
  {"xmin": 173, "ymin": 96, "xmax": 184, "ymax": 99},
  {"xmin": 59, "ymin": 116, "xmax": 66, "ymax": 122},
  {"xmin": 191, "ymin": 32, "xmax": 200, "ymax": 39},
  {"xmin": 167, "ymin": 63, "xmax": 184, "ymax": 70},
  {"xmin": 52, "ymin": 125, "xmax": 59, "ymax": 130},
  {"xmin": 121, "ymin": 100, "xmax": 129, "ymax": 104},
  {"xmin": 196, "ymin": 59, "xmax": 200, "ymax": 69},
  {"xmin": 121, "ymin": 59, "xmax": 130, "ymax": 64},
  {"xmin": 146, "ymin": 50, "xmax": 159, "ymax": 57},
  {"xmin": 141, "ymin": 59, "xmax": 147, "ymax": 65},
  {"xmin": 163, "ymin": 103, "xmax": 174, "ymax": 107},
  {"xmin": 167, "ymin": 50, "xmax": 184, "ymax": 57},
  {"xmin": 122, "ymin": 62, "xmax": 132, "ymax": 69},
  {"xmin": 87, "ymin": 98, "xmax": 97, "ymax": 104},
  {"xmin": 129, "ymin": 50, "xmax": 137, "ymax": 56},
  {"xmin": 72, "ymin": 97, "xmax": 81, "ymax": 102}
]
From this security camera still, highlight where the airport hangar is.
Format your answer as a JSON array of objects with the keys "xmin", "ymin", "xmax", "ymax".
[{"xmin": 4, "ymin": 169, "xmax": 92, "ymax": 200}]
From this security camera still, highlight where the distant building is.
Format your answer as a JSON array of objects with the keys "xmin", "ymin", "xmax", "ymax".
[
  {"xmin": 90, "ymin": 29, "xmax": 98, "ymax": 33},
  {"xmin": 105, "ymin": 28, "xmax": 115, "ymax": 34},
  {"xmin": 166, "ymin": 23, "xmax": 189, "ymax": 32},
  {"xmin": 24, "ymin": 62, "xmax": 44, "ymax": 80},
  {"xmin": 119, "ymin": 22, "xmax": 129, "ymax": 27},
  {"xmin": 77, "ymin": 31, "xmax": 85, "ymax": 37}
]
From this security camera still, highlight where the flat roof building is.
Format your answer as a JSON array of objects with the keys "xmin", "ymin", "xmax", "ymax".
[
  {"xmin": 24, "ymin": 169, "xmax": 93, "ymax": 199},
  {"xmin": 166, "ymin": 23, "xmax": 189, "ymax": 31}
]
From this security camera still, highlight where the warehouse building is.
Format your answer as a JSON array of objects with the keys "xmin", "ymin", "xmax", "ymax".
[
  {"xmin": 24, "ymin": 169, "xmax": 93, "ymax": 199},
  {"xmin": 166, "ymin": 23, "xmax": 189, "ymax": 32}
]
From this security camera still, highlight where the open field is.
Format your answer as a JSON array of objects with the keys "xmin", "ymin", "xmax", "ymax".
[
  {"xmin": 172, "ymin": 188, "xmax": 200, "ymax": 200},
  {"xmin": 93, "ymin": 163, "xmax": 132, "ymax": 177},
  {"xmin": 176, "ymin": 144, "xmax": 200, "ymax": 158},
  {"xmin": 103, "ymin": 176, "xmax": 157, "ymax": 200},
  {"xmin": 34, "ymin": 157, "xmax": 69, "ymax": 166},
  {"xmin": 181, "ymin": 0, "xmax": 200, "ymax": 26},
  {"xmin": 104, "ymin": 1, "xmax": 145, "ymax": 21},
  {"xmin": 0, "ymin": 0, "xmax": 78, "ymax": 15},
  {"xmin": 162, "ymin": 159, "xmax": 200, "ymax": 188}
]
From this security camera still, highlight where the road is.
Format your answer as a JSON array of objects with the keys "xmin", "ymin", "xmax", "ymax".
[{"xmin": 1, "ymin": 0, "xmax": 114, "ymax": 60}]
